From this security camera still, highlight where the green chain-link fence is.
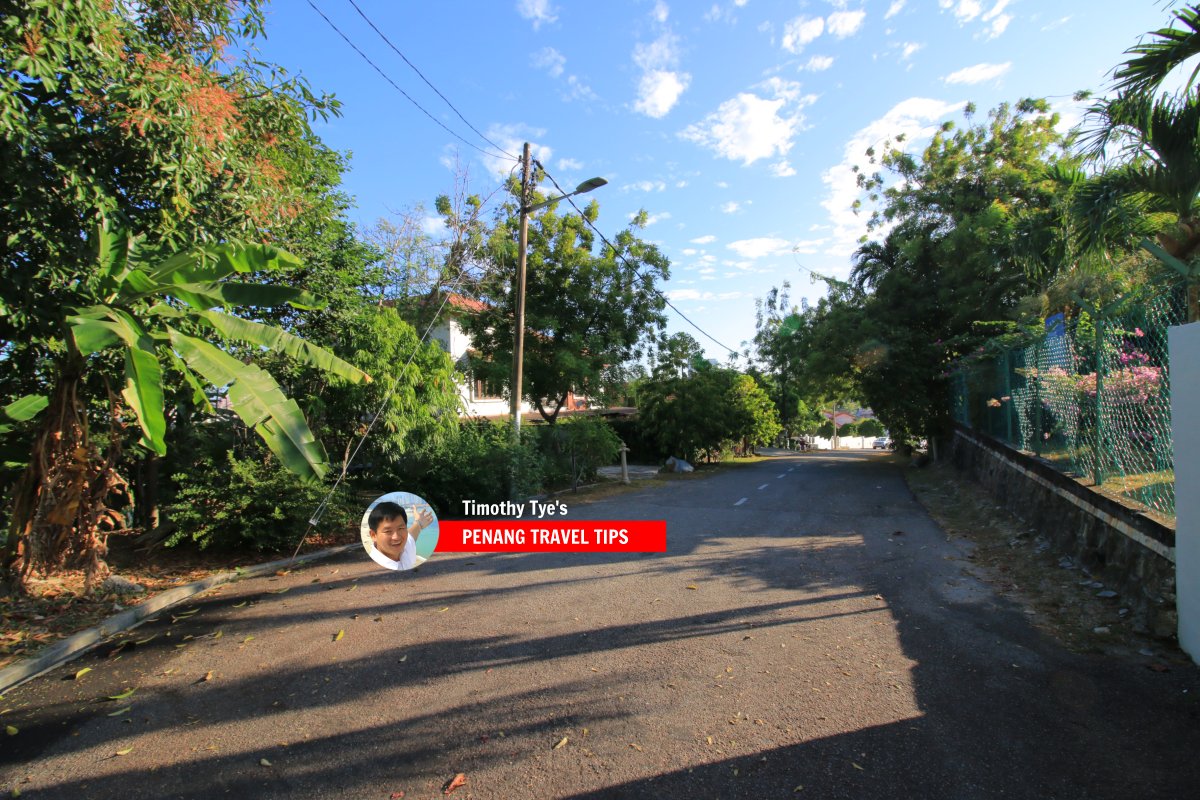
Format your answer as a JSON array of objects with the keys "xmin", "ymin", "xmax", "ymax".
[{"xmin": 952, "ymin": 282, "xmax": 1186, "ymax": 519}]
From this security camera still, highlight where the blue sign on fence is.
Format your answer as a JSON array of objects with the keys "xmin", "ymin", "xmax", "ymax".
[{"xmin": 1045, "ymin": 313, "xmax": 1065, "ymax": 339}]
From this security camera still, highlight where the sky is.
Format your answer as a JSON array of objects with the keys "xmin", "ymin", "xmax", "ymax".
[{"xmin": 252, "ymin": 1, "xmax": 1185, "ymax": 360}]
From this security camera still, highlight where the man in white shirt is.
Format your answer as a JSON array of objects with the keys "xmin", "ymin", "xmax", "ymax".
[{"xmin": 367, "ymin": 501, "xmax": 433, "ymax": 571}]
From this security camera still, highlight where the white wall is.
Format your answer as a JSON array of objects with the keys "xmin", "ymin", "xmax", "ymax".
[{"xmin": 1170, "ymin": 322, "xmax": 1200, "ymax": 664}]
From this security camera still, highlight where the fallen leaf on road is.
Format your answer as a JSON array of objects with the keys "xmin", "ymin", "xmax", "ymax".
[
  {"xmin": 390, "ymin": 793, "xmax": 405, "ymax": 799},
  {"xmin": 629, "ymin": 742, "xmax": 643, "ymax": 752},
  {"xmin": 211, "ymin": 630, "xmax": 223, "ymax": 640},
  {"xmin": 443, "ymin": 773, "xmax": 467, "ymax": 794},
  {"xmin": 73, "ymin": 668, "xmax": 91, "ymax": 681},
  {"xmin": 553, "ymin": 737, "xmax": 569, "ymax": 750},
  {"xmin": 241, "ymin": 636, "xmax": 254, "ymax": 644},
  {"xmin": 5, "ymin": 725, "xmax": 17, "ymax": 736},
  {"xmin": 436, "ymin": 607, "xmax": 449, "ymax": 613},
  {"xmin": 334, "ymin": 630, "xmax": 345, "ymax": 642},
  {"xmin": 706, "ymin": 736, "xmax": 713, "ymax": 745},
  {"xmin": 275, "ymin": 570, "xmax": 290, "ymax": 577},
  {"xmin": 260, "ymin": 758, "xmax": 272, "ymax": 767},
  {"xmin": 373, "ymin": 616, "xmax": 383, "ymax": 622},
  {"xmin": 794, "ymin": 786, "xmax": 804, "ymax": 792},
  {"xmin": 136, "ymin": 634, "xmax": 157, "ymax": 645},
  {"xmin": 269, "ymin": 588, "xmax": 290, "ymax": 595},
  {"xmin": 347, "ymin": 584, "xmax": 358, "ymax": 592},
  {"xmin": 108, "ymin": 688, "xmax": 136, "ymax": 701},
  {"xmin": 398, "ymin": 655, "xmax": 407, "ymax": 662},
  {"xmin": 200, "ymin": 671, "xmax": 214, "ymax": 683},
  {"xmin": 852, "ymin": 762, "xmax": 864, "ymax": 771},
  {"xmin": 686, "ymin": 585, "xmax": 698, "ymax": 590},
  {"xmin": 107, "ymin": 706, "xmax": 131, "ymax": 717},
  {"xmin": 232, "ymin": 601, "xmax": 247, "ymax": 608},
  {"xmin": 115, "ymin": 747, "xmax": 133, "ymax": 756}
]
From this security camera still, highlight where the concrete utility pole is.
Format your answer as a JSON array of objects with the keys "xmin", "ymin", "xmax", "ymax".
[{"xmin": 512, "ymin": 142, "xmax": 532, "ymax": 449}]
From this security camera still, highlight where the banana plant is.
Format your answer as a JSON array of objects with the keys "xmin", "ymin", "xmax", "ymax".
[{"xmin": 63, "ymin": 221, "xmax": 370, "ymax": 481}]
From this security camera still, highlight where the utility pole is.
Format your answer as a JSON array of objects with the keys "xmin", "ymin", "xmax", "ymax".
[{"xmin": 511, "ymin": 142, "xmax": 531, "ymax": 450}]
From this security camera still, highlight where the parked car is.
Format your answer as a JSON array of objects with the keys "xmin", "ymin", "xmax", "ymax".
[{"xmin": 872, "ymin": 437, "xmax": 891, "ymax": 450}]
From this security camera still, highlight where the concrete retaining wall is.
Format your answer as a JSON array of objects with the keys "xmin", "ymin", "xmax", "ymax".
[{"xmin": 947, "ymin": 424, "xmax": 1177, "ymax": 638}]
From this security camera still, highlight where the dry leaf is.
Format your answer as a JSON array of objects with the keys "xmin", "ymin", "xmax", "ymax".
[
  {"xmin": 232, "ymin": 601, "xmax": 247, "ymax": 608},
  {"xmin": 852, "ymin": 762, "xmax": 864, "ymax": 771},
  {"xmin": 553, "ymin": 737, "xmax": 569, "ymax": 750},
  {"xmin": 108, "ymin": 687, "xmax": 136, "ymax": 701},
  {"xmin": 201, "ymin": 671, "xmax": 214, "ymax": 683},
  {"xmin": 5, "ymin": 725, "xmax": 17, "ymax": 736},
  {"xmin": 242, "ymin": 636, "xmax": 254, "ymax": 644},
  {"xmin": 334, "ymin": 630, "xmax": 345, "ymax": 642},
  {"xmin": 686, "ymin": 585, "xmax": 698, "ymax": 590},
  {"xmin": 211, "ymin": 631, "xmax": 223, "ymax": 640},
  {"xmin": 260, "ymin": 758, "xmax": 272, "ymax": 767},
  {"xmin": 629, "ymin": 742, "xmax": 643, "ymax": 752},
  {"xmin": 443, "ymin": 773, "xmax": 467, "ymax": 794},
  {"xmin": 347, "ymin": 584, "xmax": 358, "ymax": 592},
  {"xmin": 269, "ymin": 588, "xmax": 290, "ymax": 595},
  {"xmin": 436, "ymin": 607, "xmax": 449, "ymax": 613},
  {"xmin": 107, "ymin": 706, "xmax": 131, "ymax": 717},
  {"xmin": 390, "ymin": 793, "xmax": 405, "ymax": 799},
  {"xmin": 135, "ymin": 635, "xmax": 157, "ymax": 645},
  {"xmin": 73, "ymin": 667, "xmax": 91, "ymax": 680},
  {"xmin": 115, "ymin": 747, "xmax": 133, "ymax": 756},
  {"xmin": 398, "ymin": 655, "xmax": 408, "ymax": 662}
]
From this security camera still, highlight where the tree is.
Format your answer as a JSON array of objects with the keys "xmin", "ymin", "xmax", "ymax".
[
  {"xmin": 0, "ymin": 2, "xmax": 353, "ymax": 590},
  {"xmin": 1111, "ymin": 4, "xmax": 1200, "ymax": 96},
  {"xmin": 3, "ymin": 225, "xmax": 368, "ymax": 589},
  {"xmin": 461, "ymin": 178, "xmax": 669, "ymax": 423}
]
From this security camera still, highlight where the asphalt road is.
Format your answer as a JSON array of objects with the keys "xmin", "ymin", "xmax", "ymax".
[{"xmin": 3, "ymin": 451, "xmax": 1198, "ymax": 799}]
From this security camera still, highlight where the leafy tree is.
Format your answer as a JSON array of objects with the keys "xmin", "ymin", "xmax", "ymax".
[
  {"xmin": 0, "ymin": 1, "xmax": 353, "ymax": 590},
  {"xmin": 461, "ymin": 177, "xmax": 669, "ymax": 423}
]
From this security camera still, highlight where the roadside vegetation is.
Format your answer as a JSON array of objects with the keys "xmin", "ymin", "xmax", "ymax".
[{"xmin": 749, "ymin": 6, "xmax": 1200, "ymax": 456}]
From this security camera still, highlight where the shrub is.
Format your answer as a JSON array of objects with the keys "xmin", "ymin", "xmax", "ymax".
[
  {"xmin": 536, "ymin": 416, "xmax": 622, "ymax": 489},
  {"xmin": 166, "ymin": 451, "xmax": 355, "ymax": 552},
  {"xmin": 388, "ymin": 421, "xmax": 543, "ymax": 514}
]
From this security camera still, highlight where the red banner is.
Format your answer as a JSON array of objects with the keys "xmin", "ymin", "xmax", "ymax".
[{"xmin": 437, "ymin": 520, "xmax": 666, "ymax": 553}]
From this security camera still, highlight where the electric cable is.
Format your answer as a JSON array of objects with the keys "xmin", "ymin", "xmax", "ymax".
[
  {"xmin": 342, "ymin": 0, "xmax": 517, "ymax": 160},
  {"xmin": 536, "ymin": 163, "xmax": 741, "ymax": 357},
  {"xmin": 305, "ymin": 0, "xmax": 514, "ymax": 164}
]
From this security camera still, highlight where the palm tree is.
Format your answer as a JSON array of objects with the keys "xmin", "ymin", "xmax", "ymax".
[{"xmin": 1112, "ymin": 4, "xmax": 1200, "ymax": 96}]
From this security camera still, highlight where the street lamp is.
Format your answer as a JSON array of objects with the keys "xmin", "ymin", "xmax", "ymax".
[{"xmin": 511, "ymin": 142, "xmax": 608, "ymax": 460}]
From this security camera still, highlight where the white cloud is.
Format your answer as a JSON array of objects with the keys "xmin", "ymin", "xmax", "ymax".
[
  {"xmin": 782, "ymin": 16, "xmax": 824, "ymax": 53},
  {"xmin": 422, "ymin": 216, "xmax": 447, "ymax": 237},
  {"xmin": 532, "ymin": 47, "xmax": 564, "ymax": 77},
  {"xmin": 1041, "ymin": 15, "xmax": 1071, "ymax": 31},
  {"xmin": 632, "ymin": 33, "xmax": 690, "ymax": 118},
  {"xmin": 792, "ymin": 237, "xmax": 827, "ymax": 254},
  {"xmin": 635, "ymin": 70, "xmax": 691, "ymax": 118},
  {"xmin": 652, "ymin": 0, "xmax": 670, "ymax": 23},
  {"xmin": 721, "ymin": 201, "xmax": 742, "ymax": 214},
  {"xmin": 681, "ymin": 248, "xmax": 698, "ymax": 256},
  {"xmin": 715, "ymin": 181, "xmax": 730, "ymax": 189},
  {"xmin": 516, "ymin": 0, "xmax": 557, "ymax": 29},
  {"xmin": 943, "ymin": 61, "xmax": 1011, "ymax": 84},
  {"xmin": 985, "ymin": 13, "xmax": 1011, "ymax": 39},
  {"xmin": 665, "ymin": 289, "xmax": 746, "ymax": 301},
  {"xmin": 826, "ymin": 10, "xmax": 866, "ymax": 38},
  {"xmin": 939, "ymin": 0, "xmax": 983, "ymax": 23},
  {"xmin": 820, "ymin": 97, "xmax": 963, "ymax": 257},
  {"xmin": 885, "ymin": 1, "xmax": 906, "ymax": 19},
  {"xmin": 939, "ymin": 0, "xmax": 1011, "ymax": 38},
  {"xmin": 803, "ymin": 55, "xmax": 834, "ymax": 71},
  {"xmin": 770, "ymin": 160, "xmax": 796, "ymax": 177},
  {"xmin": 901, "ymin": 42, "xmax": 923, "ymax": 60},
  {"xmin": 623, "ymin": 180, "xmax": 667, "ymax": 192},
  {"xmin": 691, "ymin": 234, "xmax": 717, "ymax": 244},
  {"xmin": 727, "ymin": 237, "xmax": 793, "ymax": 259},
  {"xmin": 680, "ymin": 78, "xmax": 815, "ymax": 165},
  {"xmin": 479, "ymin": 123, "xmax": 550, "ymax": 178},
  {"xmin": 675, "ymin": 179, "xmax": 689, "ymax": 188},
  {"xmin": 558, "ymin": 157, "xmax": 583, "ymax": 171}
]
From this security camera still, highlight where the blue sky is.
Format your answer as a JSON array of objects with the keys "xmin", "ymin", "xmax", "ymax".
[{"xmin": 254, "ymin": 1, "xmax": 1182, "ymax": 359}]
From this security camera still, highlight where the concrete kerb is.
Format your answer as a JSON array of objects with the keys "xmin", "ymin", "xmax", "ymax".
[{"xmin": 0, "ymin": 543, "xmax": 360, "ymax": 695}]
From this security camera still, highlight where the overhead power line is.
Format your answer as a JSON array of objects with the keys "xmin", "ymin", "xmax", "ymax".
[
  {"xmin": 342, "ymin": 0, "xmax": 517, "ymax": 160},
  {"xmin": 305, "ymin": 0, "xmax": 513, "ymax": 163},
  {"xmin": 537, "ymin": 163, "xmax": 741, "ymax": 358}
]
